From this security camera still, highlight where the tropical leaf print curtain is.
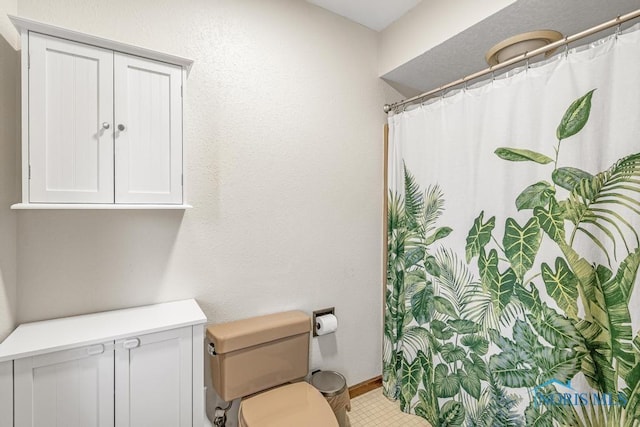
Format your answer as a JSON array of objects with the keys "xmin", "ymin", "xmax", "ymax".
[{"xmin": 384, "ymin": 24, "xmax": 640, "ymax": 427}]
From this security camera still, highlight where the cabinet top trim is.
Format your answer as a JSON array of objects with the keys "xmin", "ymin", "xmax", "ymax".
[
  {"xmin": 9, "ymin": 14, "xmax": 194, "ymax": 74},
  {"xmin": 11, "ymin": 203, "xmax": 193, "ymax": 210},
  {"xmin": 0, "ymin": 299, "xmax": 207, "ymax": 362}
]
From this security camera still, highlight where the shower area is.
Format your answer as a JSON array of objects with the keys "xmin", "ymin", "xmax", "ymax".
[{"xmin": 382, "ymin": 8, "xmax": 640, "ymax": 427}]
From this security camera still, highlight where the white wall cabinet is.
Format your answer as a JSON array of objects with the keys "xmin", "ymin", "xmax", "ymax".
[
  {"xmin": 114, "ymin": 54, "xmax": 183, "ymax": 205},
  {"xmin": 10, "ymin": 15, "xmax": 193, "ymax": 209},
  {"xmin": 0, "ymin": 300, "xmax": 206, "ymax": 427},
  {"xmin": 28, "ymin": 33, "xmax": 115, "ymax": 204}
]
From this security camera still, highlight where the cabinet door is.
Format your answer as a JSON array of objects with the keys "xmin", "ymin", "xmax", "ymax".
[
  {"xmin": 14, "ymin": 342, "xmax": 115, "ymax": 427},
  {"xmin": 114, "ymin": 53, "xmax": 183, "ymax": 204},
  {"xmin": 29, "ymin": 33, "xmax": 114, "ymax": 203},
  {"xmin": 115, "ymin": 327, "xmax": 192, "ymax": 427},
  {"xmin": 0, "ymin": 361, "xmax": 12, "ymax": 427}
]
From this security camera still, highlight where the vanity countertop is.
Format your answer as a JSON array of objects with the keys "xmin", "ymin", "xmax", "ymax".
[{"xmin": 0, "ymin": 299, "xmax": 207, "ymax": 362}]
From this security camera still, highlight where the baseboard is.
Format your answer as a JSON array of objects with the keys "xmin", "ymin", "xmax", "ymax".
[{"xmin": 348, "ymin": 375, "xmax": 382, "ymax": 399}]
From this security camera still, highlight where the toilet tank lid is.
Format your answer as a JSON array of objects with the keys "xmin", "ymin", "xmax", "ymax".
[{"xmin": 207, "ymin": 310, "xmax": 310, "ymax": 354}]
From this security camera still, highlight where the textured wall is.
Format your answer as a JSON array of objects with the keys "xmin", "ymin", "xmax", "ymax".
[
  {"xmin": 0, "ymin": 0, "xmax": 18, "ymax": 341},
  {"xmin": 0, "ymin": 0, "xmax": 17, "ymax": 48},
  {"xmin": 16, "ymin": 0, "xmax": 397, "ymax": 404}
]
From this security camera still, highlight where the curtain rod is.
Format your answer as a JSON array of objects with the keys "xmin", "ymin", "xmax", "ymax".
[{"xmin": 383, "ymin": 8, "xmax": 640, "ymax": 114}]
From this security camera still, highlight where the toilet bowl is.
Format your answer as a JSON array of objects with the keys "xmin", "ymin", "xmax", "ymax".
[
  {"xmin": 206, "ymin": 311, "xmax": 338, "ymax": 427},
  {"xmin": 238, "ymin": 382, "xmax": 336, "ymax": 427}
]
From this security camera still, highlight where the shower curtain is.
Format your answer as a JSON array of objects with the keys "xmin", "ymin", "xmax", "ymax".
[{"xmin": 384, "ymin": 24, "xmax": 640, "ymax": 427}]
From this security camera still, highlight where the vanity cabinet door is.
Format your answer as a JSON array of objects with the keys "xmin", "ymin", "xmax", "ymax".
[
  {"xmin": 0, "ymin": 361, "xmax": 12, "ymax": 427},
  {"xmin": 28, "ymin": 33, "xmax": 114, "ymax": 203},
  {"xmin": 114, "ymin": 53, "xmax": 183, "ymax": 204},
  {"xmin": 14, "ymin": 342, "xmax": 115, "ymax": 427},
  {"xmin": 115, "ymin": 327, "xmax": 192, "ymax": 427}
]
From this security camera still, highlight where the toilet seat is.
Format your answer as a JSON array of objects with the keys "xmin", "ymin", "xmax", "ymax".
[{"xmin": 238, "ymin": 381, "xmax": 338, "ymax": 427}]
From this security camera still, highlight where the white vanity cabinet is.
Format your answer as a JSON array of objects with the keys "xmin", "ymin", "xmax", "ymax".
[
  {"xmin": 9, "ymin": 15, "xmax": 193, "ymax": 209},
  {"xmin": 115, "ymin": 327, "xmax": 194, "ymax": 427},
  {"xmin": 0, "ymin": 299, "xmax": 207, "ymax": 427},
  {"xmin": 14, "ymin": 341, "xmax": 115, "ymax": 427},
  {"xmin": 0, "ymin": 361, "xmax": 13, "ymax": 427}
]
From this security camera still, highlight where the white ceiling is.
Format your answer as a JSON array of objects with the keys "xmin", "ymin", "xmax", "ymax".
[
  {"xmin": 382, "ymin": 0, "xmax": 640, "ymax": 96},
  {"xmin": 305, "ymin": 0, "xmax": 423, "ymax": 31},
  {"xmin": 306, "ymin": 0, "xmax": 640, "ymax": 97}
]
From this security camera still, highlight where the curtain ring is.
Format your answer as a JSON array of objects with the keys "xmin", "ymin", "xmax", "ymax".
[
  {"xmin": 491, "ymin": 69, "xmax": 495, "ymax": 84},
  {"xmin": 615, "ymin": 18, "xmax": 621, "ymax": 40},
  {"xmin": 525, "ymin": 55, "xmax": 530, "ymax": 72},
  {"xmin": 463, "ymin": 79, "xmax": 468, "ymax": 91},
  {"xmin": 563, "ymin": 37, "xmax": 570, "ymax": 58}
]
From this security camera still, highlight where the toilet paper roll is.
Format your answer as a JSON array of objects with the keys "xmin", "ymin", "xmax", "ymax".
[{"xmin": 316, "ymin": 314, "xmax": 338, "ymax": 336}]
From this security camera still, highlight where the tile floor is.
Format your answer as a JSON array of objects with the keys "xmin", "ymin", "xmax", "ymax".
[{"xmin": 349, "ymin": 387, "xmax": 432, "ymax": 427}]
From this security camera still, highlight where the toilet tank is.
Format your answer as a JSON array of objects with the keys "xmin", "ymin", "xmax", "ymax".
[{"xmin": 206, "ymin": 310, "xmax": 311, "ymax": 402}]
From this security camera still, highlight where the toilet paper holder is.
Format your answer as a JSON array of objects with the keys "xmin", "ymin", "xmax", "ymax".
[{"xmin": 312, "ymin": 307, "xmax": 335, "ymax": 337}]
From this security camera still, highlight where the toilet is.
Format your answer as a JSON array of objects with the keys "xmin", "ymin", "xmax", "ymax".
[{"xmin": 206, "ymin": 310, "xmax": 338, "ymax": 427}]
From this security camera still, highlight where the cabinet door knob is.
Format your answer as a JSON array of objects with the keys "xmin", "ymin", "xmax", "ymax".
[
  {"xmin": 118, "ymin": 124, "xmax": 126, "ymax": 131},
  {"xmin": 122, "ymin": 338, "xmax": 140, "ymax": 349},
  {"xmin": 102, "ymin": 122, "xmax": 110, "ymax": 130}
]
